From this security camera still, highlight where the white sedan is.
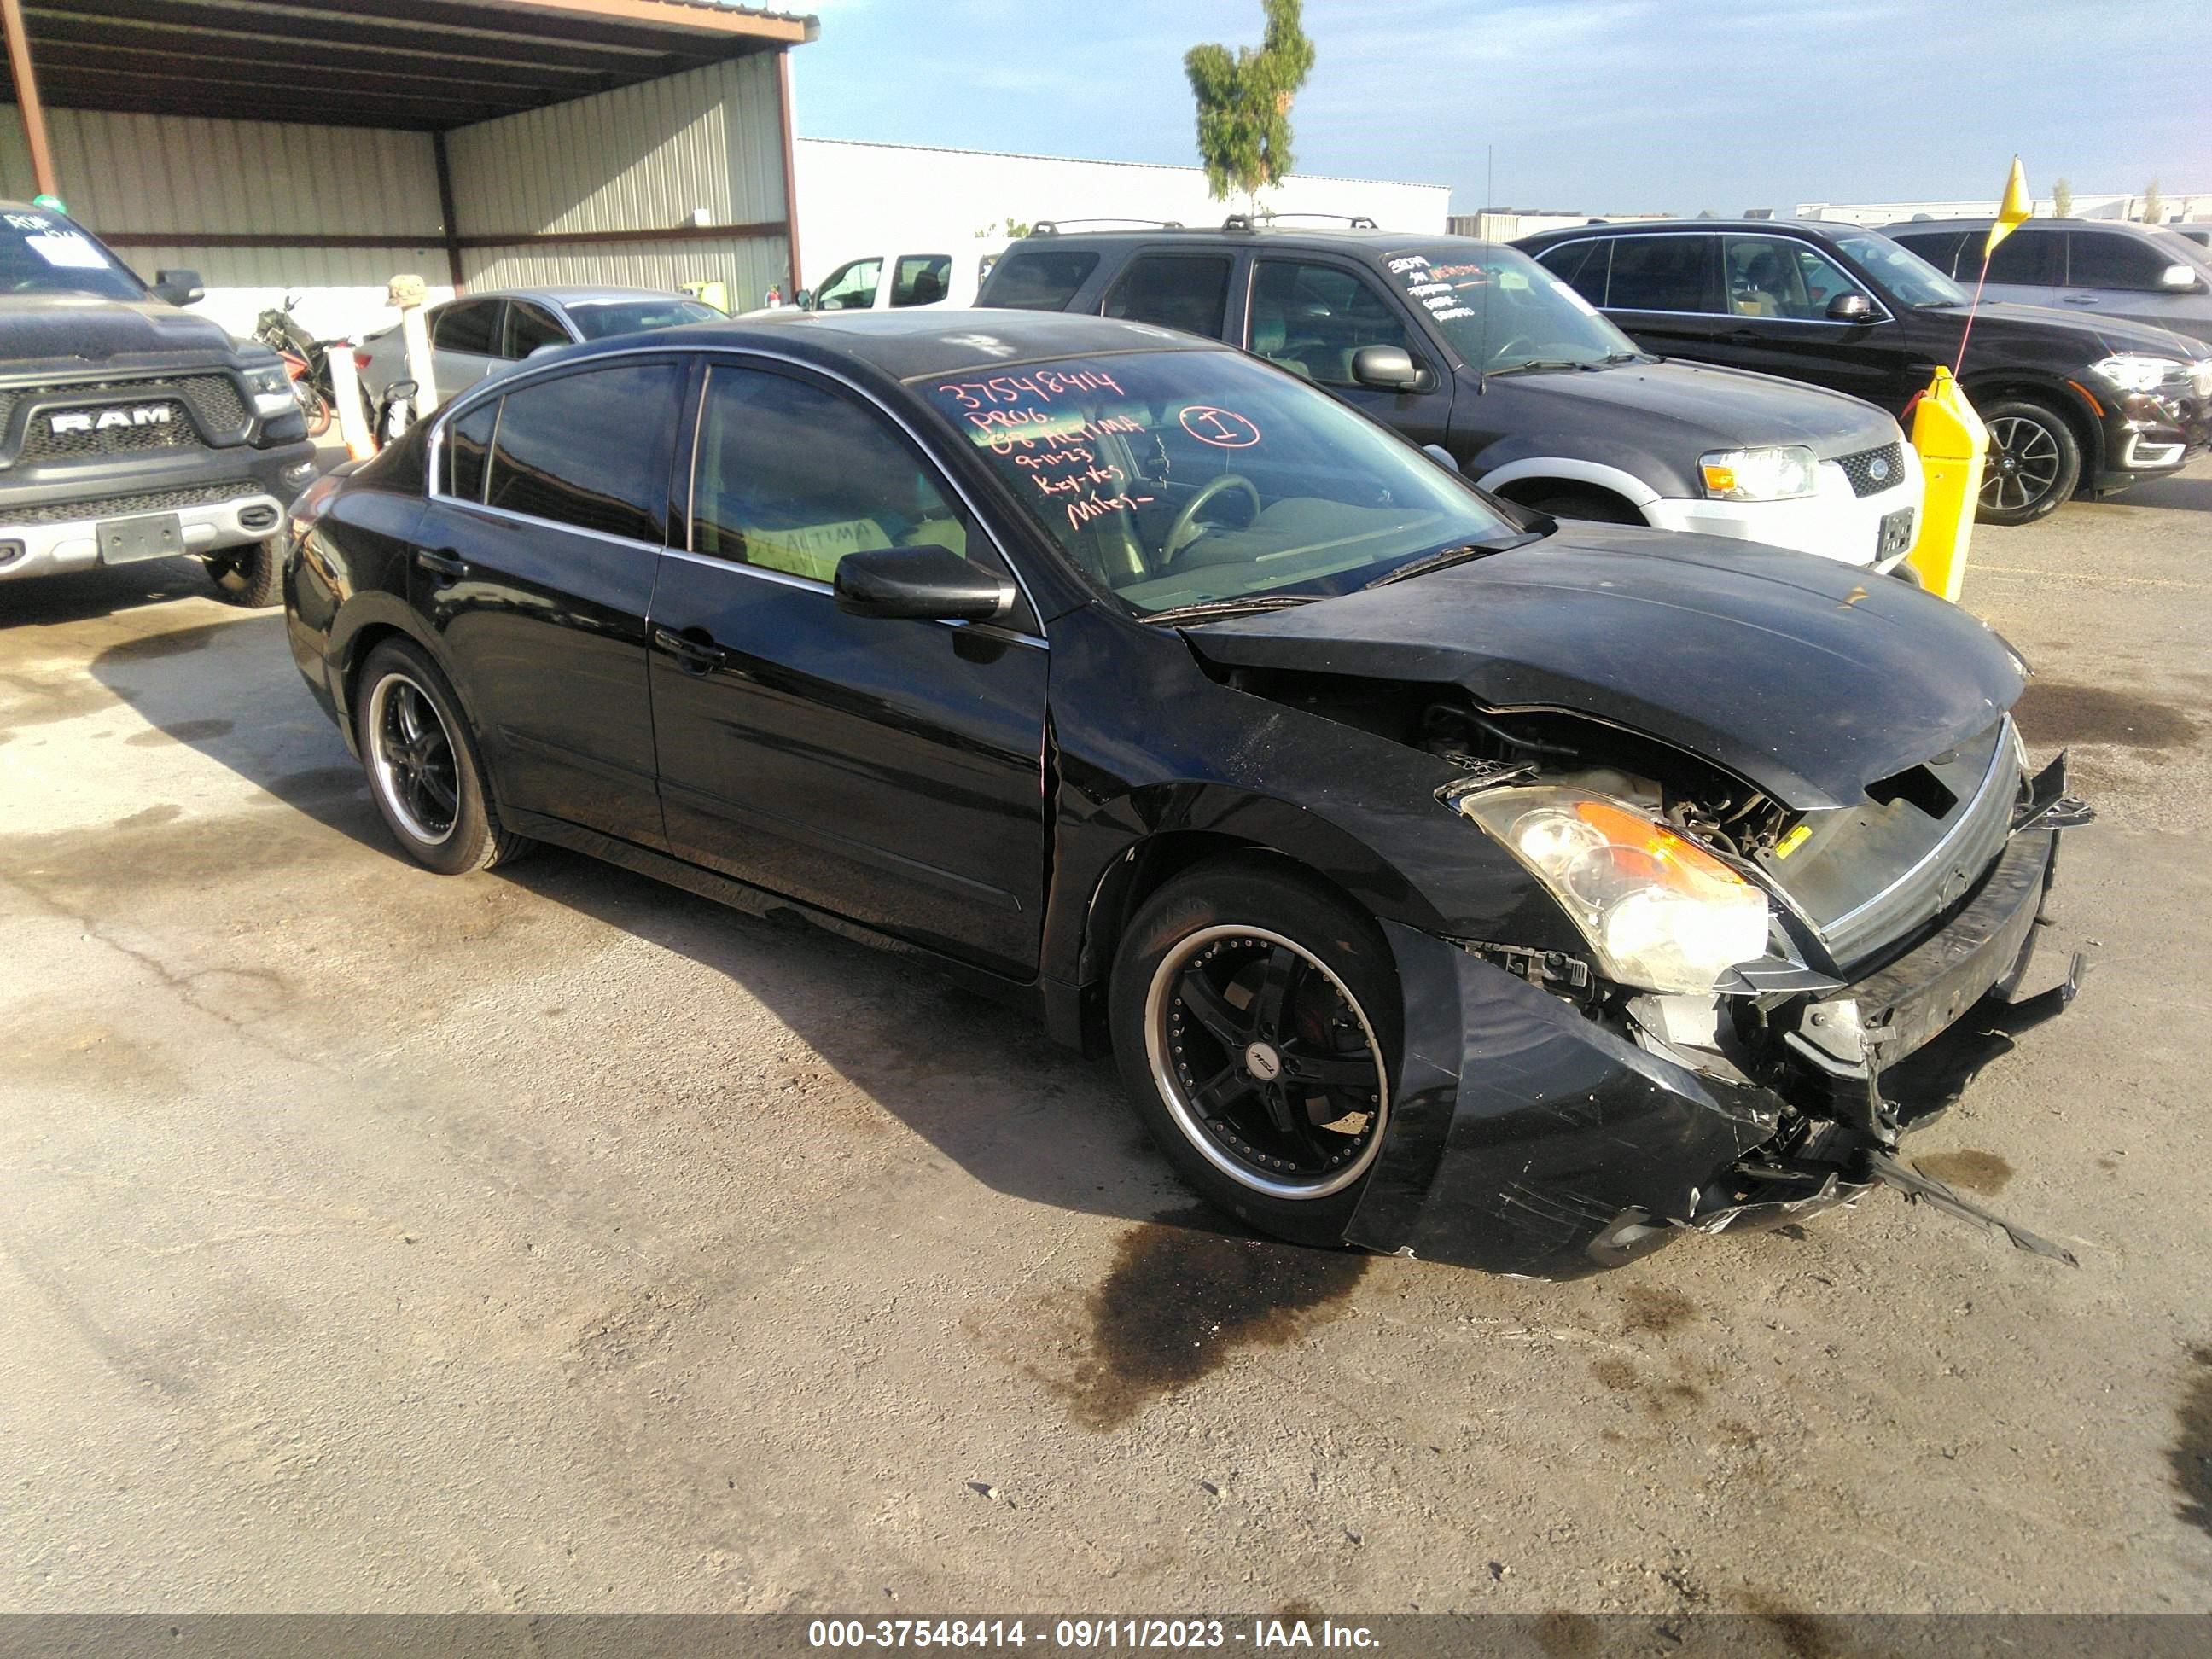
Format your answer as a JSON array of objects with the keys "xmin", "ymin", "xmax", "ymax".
[{"xmin": 353, "ymin": 286, "xmax": 723, "ymax": 405}]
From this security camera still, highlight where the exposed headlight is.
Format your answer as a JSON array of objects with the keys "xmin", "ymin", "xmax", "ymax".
[
  {"xmin": 2088, "ymin": 353, "xmax": 2189, "ymax": 395},
  {"xmin": 1699, "ymin": 445, "xmax": 1816, "ymax": 501},
  {"xmin": 242, "ymin": 359, "xmax": 297, "ymax": 418},
  {"xmin": 1455, "ymin": 787, "xmax": 1789, "ymax": 995}
]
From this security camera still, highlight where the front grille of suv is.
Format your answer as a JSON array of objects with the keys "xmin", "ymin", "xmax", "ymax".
[
  {"xmin": 6, "ymin": 480, "xmax": 261, "ymax": 527},
  {"xmin": 20, "ymin": 399, "xmax": 198, "ymax": 461},
  {"xmin": 1836, "ymin": 442, "xmax": 1906, "ymax": 498}
]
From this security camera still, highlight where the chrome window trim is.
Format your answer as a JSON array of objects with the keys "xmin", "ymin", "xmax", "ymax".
[
  {"xmin": 447, "ymin": 498, "xmax": 662, "ymax": 554},
  {"xmin": 680, "ymin": 346, "xmax": 1047, "ymax": 634}
]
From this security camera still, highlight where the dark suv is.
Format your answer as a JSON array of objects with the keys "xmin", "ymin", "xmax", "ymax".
[
  {"xmin": 1515, "ymin": 218, "xmax": 2212, "ymax": 526},
  {"xmin": 977, "ymin": 221, "xmax": 1924, "ymax": 573}
]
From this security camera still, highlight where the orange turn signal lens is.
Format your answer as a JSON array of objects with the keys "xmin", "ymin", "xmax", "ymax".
[{"xmin": 1700, "ymin": 463, "xmax": 1737, "ymax": 494}]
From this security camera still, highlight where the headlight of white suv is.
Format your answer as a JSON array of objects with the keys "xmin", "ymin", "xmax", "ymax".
[
  {"xmin": 1454, "ymin": 787, "xmax": 1799, "ymax": 996},
  {"xmin": 1699, "ymin": 445, "xmax": 1816, "ymax": 502},
  {"xmin": 2088, "ymin": 353, "xmax": 2189, "ymax": 395}
]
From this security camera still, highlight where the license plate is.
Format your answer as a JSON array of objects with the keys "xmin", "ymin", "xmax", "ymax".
[{"xmin": 97, "ymin": 512, "xmax": 186, "ymax": 565}]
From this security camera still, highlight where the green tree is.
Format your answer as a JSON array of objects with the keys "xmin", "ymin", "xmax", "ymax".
[
  {"xmin": 1185, "ymin": 0, "xmax": 1317, "ymax": 212},
  {"xmin": 2051, "ymin": 177, "xmax": 2072, "ymax": 218},
  {"xmin": 2141, "ymin": 178, "xmax": 2163, "ymax": 223}
]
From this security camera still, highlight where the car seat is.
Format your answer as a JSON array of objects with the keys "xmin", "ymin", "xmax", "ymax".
[{"xmin": 1732, "ymin": 249, "xmax": 1785, "ymax": 317}]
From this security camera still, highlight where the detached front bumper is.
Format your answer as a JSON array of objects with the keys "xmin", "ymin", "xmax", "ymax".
[{"xmin": 1348, "ymin": 793, "xmax": 2080, "ymax": 1278}]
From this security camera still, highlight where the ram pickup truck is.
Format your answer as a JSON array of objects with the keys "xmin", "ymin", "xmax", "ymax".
[{"xmin": 0, "ymin": 201, "xmax": 318, "ymax": 605}]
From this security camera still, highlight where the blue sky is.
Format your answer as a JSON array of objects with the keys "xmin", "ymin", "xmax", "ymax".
[{"xmin": 789, "ymin": 1, "xmax": 2212, "ymax": 215}]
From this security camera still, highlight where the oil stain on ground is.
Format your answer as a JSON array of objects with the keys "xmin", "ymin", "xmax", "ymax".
[
  {"xmin": 1620, "ymin": 1284, "xmax": 1698, "ymax": 1337},
  {"xmin": 2174, "ymin": 1345, "xmax": 2212, "ymax": 1538},
  {"xmin": 1048, "ymin": 1205, "xmax": 1367, "ymax": 1429},
  {"xmin": 2011, "ymin": 680, "xmax": 2197, "ymax": 750},
  {"xmin": 1912, "ymin": 1149, "xmax": 2013, "ymax": 1196}
]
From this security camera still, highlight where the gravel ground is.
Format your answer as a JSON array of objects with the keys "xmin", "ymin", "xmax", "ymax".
[{"xmin": 3, "ymin": 467, "xmax": 2209, "ymax": 1615}]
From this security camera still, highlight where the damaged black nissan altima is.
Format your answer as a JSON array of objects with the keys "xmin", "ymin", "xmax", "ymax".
[{"xmin": 283, "ymin": 310, "xmax": 2093, "ymax": 1278}]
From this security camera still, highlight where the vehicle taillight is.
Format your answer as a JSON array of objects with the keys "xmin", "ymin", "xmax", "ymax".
[{"xmin": 354, "ymin": 350, "xmax": 373, "ymax": 371}]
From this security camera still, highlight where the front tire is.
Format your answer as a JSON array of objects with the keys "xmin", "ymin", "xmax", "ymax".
[
  {"xmin": 1108, "ymin": 858, "xmax": 1400, "ymax": 1246},
  {"xmin": 205, "ymin": 538, "xmax": 284, "ymax": 608},
  {"xmin": 352, "ymin": 638, "xmax": 529, "ymax": 875},
  {"xmin": 1976, "ymin": 399, "xmax": 2080, "ymax": 526}
]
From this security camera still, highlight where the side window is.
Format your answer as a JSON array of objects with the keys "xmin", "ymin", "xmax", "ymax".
[
  {"xmin": 890, "ymin": 254, "xmax": 953, "ymax": 307},
  {"xmin": 1889, "ymin": 230, "xmax": 1967, "ymax": 278},
  {"xmin": 1985, "ymin": 228, "xmax": 2061, "ymax": 285},
  {"xmin": 691, "ymin": 364, "xmax": 1022, "ymax": 615},
  {"xmin": 1604, "ymin": 236, "xmax": 1717, "ymax": 312},
  {"xmin": 1248, "ymin": 259, "xmax": 1416, "ymax": 387},
  {"xmin": 1535, "ymin": 241, "xmax": 1610, "ymax": 306},
  {"xmin": 485, "ymin": 361, "xmax": 681, "ymax": 543},
  {"xmin": 444, "ymin": 398, "xmax": 498, "ymax": 502},
  {"xmin": 986, "ymin": 249, "xmax": 1098, "ymax": 310},
  {"xmin": 1103, "ymin": 254, "xmax": 1233, "ymax": 337},
  {"xmin": 815, "ymin": 258, "xmax": 882, "ymax": 311},
  {"xmin": 433, "ymin": 299, "xmax": 500, "ymax": 356},
  {"xmin": 2066, "ymin": 231, "xmax": 2170, "ymax": 292},
  {"xmin": 504, "ymin": 300, "xmax": 568, "ymax": 358}
]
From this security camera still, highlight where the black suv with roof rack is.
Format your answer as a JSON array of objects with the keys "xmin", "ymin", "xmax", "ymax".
[
  {"xmin": 1514, "ymin": 218, "xmax": 2212, "ymax": 526},
  {"xmin": 0, "ymin": 201, "xmax": 317, "ymax": 603},
  {"xmin": 977, "ymin": 217, "xmax": 1925, "ymax": 573}
]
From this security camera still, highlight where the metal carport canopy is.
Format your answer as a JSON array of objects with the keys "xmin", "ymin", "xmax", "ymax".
[{"xmin": 4, "ymin": 0, "xmax": 817, "ymax": 134}]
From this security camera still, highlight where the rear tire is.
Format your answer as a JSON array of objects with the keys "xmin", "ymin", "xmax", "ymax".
[
  {"xmin": 206, "ymin": 538, "xmax": 284, "ymax": 608},
  {"xmin": 352, "ymin": 638, "xmax": 530, "ymax": 876},
  {"xmin": 1108, "ymin": 857, "xmax": 1400, "ymax": 1247},
  {"xmin": 1976, "ymin": 399, "xmax": 2080, "ymax": 526}
]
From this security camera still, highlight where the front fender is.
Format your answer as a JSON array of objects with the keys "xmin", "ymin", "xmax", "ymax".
[{"xmin": 1347, "ymin": 923, "xmax": 1782, "ymax": 1278}]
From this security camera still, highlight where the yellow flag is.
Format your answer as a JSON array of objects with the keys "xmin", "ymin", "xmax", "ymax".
[{"xmin": 1985, "ymin": 157, "xmax": 2032, "ymax": 256}]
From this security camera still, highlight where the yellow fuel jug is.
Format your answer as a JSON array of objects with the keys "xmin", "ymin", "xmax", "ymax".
[{"xmin": 1904, "ymin": 368, "xmax": 1988, "ymax": 602}]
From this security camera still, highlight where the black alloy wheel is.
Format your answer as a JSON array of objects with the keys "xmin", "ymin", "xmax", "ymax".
[
  {"xmin": 1110, "ymin": 859, "xmax": 1400, "ymax": 1245},
  {"xmin": 353, "ymin": 638, "xmax": 529, "ymax": 876},
  {"xmin": 1976, "ymin": 399, "xmax": 2081, "ymax": 526}
]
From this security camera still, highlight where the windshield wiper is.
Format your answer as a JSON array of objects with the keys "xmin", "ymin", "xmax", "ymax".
[
  {"xmin": 1602, "ymin": 351, "xmax": 1650, "ymax": 364},
  {"xmin": 1361, "ymin": 537, "xmax": 1532, "ymax": 589},
  {"xmin": 1487, "ymin": 358, "xmax": 1588, "ymax": 376},
  {"xmin": 1145, "ymin": 594, "xmax": 1318, "ymax": 626}
]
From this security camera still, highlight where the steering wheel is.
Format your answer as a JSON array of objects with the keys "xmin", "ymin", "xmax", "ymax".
[
  {"xmin": 1164, "ymin": 474, "xmax": 1261, "ymax": 563},
  {"xmin": 1487, "ymin": 335, "xmax": 1537, "ymax": 364}
]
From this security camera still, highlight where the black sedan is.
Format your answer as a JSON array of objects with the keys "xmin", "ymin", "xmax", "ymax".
[{"xmin": 283, "ymin": 310, "xmax": 2089, "ymax": 1278}]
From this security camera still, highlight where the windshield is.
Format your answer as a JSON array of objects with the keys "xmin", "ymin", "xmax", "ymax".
[
  {"xmin": 568, "ymin": 298, "xmax": 722, "ymax": 339},
  {"xmin": 1387, "ymin": 243, "xmax": 1642, "ymax": 371},
  {"xmin": 2151, "ymin": 229, "xmax": 2212, "ymax": 271},
  {"xmin": 0, "ymin": 209, "xmax": 148, "ymax": 302},
  {"xmin": 922, "ymin": 348, "xmax": 1528, "ymax": 616},
  {"xmin": 1835, "ymin": 231, "xmax": 1966, "ymax": 307}
]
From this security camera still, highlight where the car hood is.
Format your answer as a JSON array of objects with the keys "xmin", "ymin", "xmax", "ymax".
[
  {"xmin": 1468, "ymin": 357, "xmax": 1895, "ymax": 454},
  {"xmin": 1968, "ymin": 300, "xmax": 2211, "ymax": 362},
  {"xmin": 0, "ymin": 292, "xmax": 245, "ymax": 371},
  {"xmin": 1182, "ymin": 527, "xmax": 2025, "ymax": 812}
]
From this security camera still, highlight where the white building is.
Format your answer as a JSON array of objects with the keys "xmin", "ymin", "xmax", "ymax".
[
  {"xmin": 792, "ymin": 137, "xmax": 1451, "ymax": 294},
  {"xmin": 1797, "ymin": 190, "xmax": 2212, "ymax": 227},
  {"xmin": 1447, "ymin": 209, "xmax": 1673, "ymax": 242}
]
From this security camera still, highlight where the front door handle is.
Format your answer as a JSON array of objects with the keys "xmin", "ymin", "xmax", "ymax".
[
  {"xmin": 653, "ymin": 625, "xmax": 729, "ymax": 673},
  {"xmin": 416, "ymin": 548, "xmax": 467, "ymax": 579},
  {"xmin": 2060, "ymin": 293, "xmax": 2099, "ymax": 306}
]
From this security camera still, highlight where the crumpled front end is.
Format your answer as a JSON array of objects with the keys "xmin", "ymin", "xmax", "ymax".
[{"xmin": 1347, "ymin": 753, "xmax": 2091, "ymax": 1279}]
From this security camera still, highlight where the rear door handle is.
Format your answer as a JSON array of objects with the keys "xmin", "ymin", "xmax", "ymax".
[
  {"xmin": 653, "ymin": 625, "xmax": 729, "ymax": 672},
  {"xmin": 416, "ymin": 548, "xmax": 467, "ymax": 579},
  {"xmin": 2060, "ymin": 293, "xmax": 2099, "ymax": 306}
]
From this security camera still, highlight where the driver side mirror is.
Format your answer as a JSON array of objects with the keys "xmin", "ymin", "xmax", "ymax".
[
  {"xmin": 1351, "ymin": 345, "xmax": 1428, "ymax": 393},
  {"xmin": 834, "ymin": 545, "xmax": 1015, "ymax": 623},
  {"xmin": 1825, "ymin": 292, "xmax": 1875, "ymax": 322},
  {"xmin": 2158, "ymin": 263, "xmax": 2204, "ymax": 294},
  {"xmin": 154, "ymin": 268, "xmax": 204, "ymax": 307}
]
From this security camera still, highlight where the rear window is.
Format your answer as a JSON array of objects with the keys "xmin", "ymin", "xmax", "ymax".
[
  {"xmin": 434, "ymin": 299, "xmax": 501, "ymax": 356},
  {"xmin": 1103, "ymin": 254, "xmax": 1232, "ymax": 336},
  {"xmin": 566, "ymin": 299, "xmax": 720, "ymax": 339},
  {"xmin": 485, "ymin": 362, "xmax": 680, "ymax": 543},
  {"xmin": 1886, "ymin": 230, "xmax": 1968, "ymax": 279},
  {"xmin": 985, "ymin": 249, "xmax": 1099, "ymax": 311},
  {"xmin": 1534, "ymin": 241, "xmax": 1610, "ymax": 305},
  {"xmin": 445, "ymin": 399, "xmax": 497, "ymax": 501},
  {"xmin": 1985, "ymin": 229, "xmax": 2060, "ymax": 286},
  {"xmin": 1604, "ymin": 235, "xmax": 1717, "ymax": 311}
]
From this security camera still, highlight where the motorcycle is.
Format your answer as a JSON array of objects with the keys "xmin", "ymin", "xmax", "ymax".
[{"xmin": 253, "ymin": 293, "xmax": 338, "ymax": 438}]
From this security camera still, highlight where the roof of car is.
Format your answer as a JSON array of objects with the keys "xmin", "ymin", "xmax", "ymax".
[
  {"xmin": 463, "ymin": 285, "xmax": 701, "ymax": 308},
  {"xmin": 559, "ymin": 307, "xmax": 1226, "ymax": 381},
  {"xmin": 1518, "ymin": 218, "xmax": 1874, "ymax": 243},
  {"xmin": 1005, "ymin": 224, "xmax": 1502, "ymax": 255},
  {"xmin": 1883, "ymin": 217, "xmax": 2168, "ymax": 236}
]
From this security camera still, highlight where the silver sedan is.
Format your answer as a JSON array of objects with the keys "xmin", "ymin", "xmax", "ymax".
[{"xmin": 353, "ymin": 286, "xmax": 723, "ymax": 405}]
